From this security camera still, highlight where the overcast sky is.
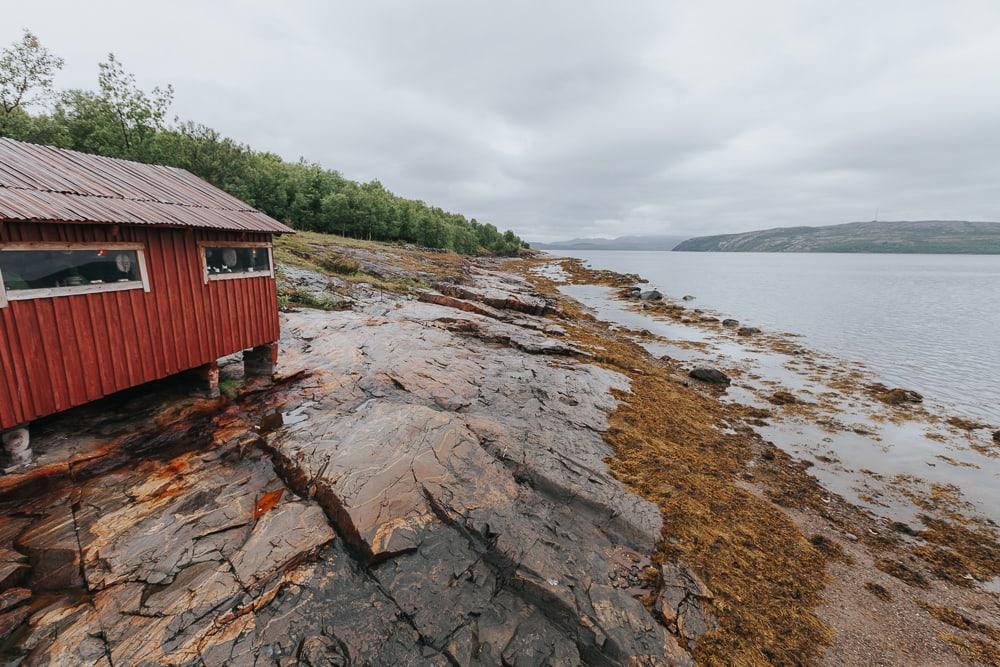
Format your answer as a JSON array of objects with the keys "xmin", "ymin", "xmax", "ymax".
[{"xmin": 5, "ymin": 1, "xmax": 1000, "ymax": 241}]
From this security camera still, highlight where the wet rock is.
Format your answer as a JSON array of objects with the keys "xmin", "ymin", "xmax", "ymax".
[
  {"xmin": 418, "ymin": 290, "xmax": 510, "ymax": 321},
  {"xmin": 737, "ymin": 326, "xmax": 761, "ymax": 336},
  {"xmin": 0, "ymin": 587, "xmax": 30, "ymax": 613},
  {"xmin": 682, "ymin": 295, "xmax": 695, "ymax": 301},
  {"xmin": 688, "ymin": 367, "xmax": 731, "ymax": 385},
  {"xmin": 15, "ymin": 500, "xmax": 84, "ymax": 591},
  {"xmin": 267, "ymin": 292, "xmax": 688, "ymax": 663},
  {"xmin": 656, "ymin": 562, "xmax": 716, "ymax": 647},
  {"xmin": 994, "ymin": 430, "xmax": 1000, "ymax": 443},
  {"xmin": 623, "ymin": 286, "xmax": 642, "ymax": 298},
  {"xmin": 434, "ymin": 270, "xmax": 550, "ymax": 316},
  {"xmin": 869, "ymin": 384, "xmax": 924, "ymax": 405},
  {"xmin": 721, "ymin": 318, "xmax": 739, "ymax": 328},
  {"xmin": 0, "ymin": 516, "xmax": 31, "ymax": 591},
  {"xmin": 19, "ymin": 598, "xmax": 115, "ymax": 665},
  {"xmin": 0, "ymin": 561, "xmax": 28, "ymax": 592},
  {"xmin": 0, "ymin": 605, "xmax": 29, "ymax": 641},
  {"xmin": 640, "ymin": 289, "xmax": 662, "ymax": 301}
]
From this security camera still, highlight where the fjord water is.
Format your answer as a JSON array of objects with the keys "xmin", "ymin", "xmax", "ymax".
[{"xmin": 557, "ymin": 250, "xmax": 1000, "ymax": 422}]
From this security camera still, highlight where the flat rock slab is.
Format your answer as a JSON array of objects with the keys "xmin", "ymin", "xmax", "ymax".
[{"xmin": 268, "ymin": 288, "xmax": 691, "ymax": 664}]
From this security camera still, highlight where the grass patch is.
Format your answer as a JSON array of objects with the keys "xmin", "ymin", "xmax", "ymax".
[
  {"xmin": 219, "ymin": 378, "xmax": 241, "ymax": 399},
  {"xmin": 278, "ymin": 288, "xmax": 349, "ymax": 312},
  {"xmin": 317, "ymin": 254, "xmax": 361, "ymax": 275}
]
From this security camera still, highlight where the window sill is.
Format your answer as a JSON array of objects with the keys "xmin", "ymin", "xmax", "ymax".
[
  {"xmin": 206, "ymin": 271, "xmax": 274, "ymax": 282},
  {"xmin": 3, "ymin": 280, "xmax": 146, "ymax": 305}
]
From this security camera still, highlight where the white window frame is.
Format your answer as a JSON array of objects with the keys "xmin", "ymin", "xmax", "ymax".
[
  {"xmin": 0, "ymin": 242, "xmax": 150, "ymax": 309},
  {"xmin": 198, "ymin": 241, "xmax": 274, "ymax": 284}
]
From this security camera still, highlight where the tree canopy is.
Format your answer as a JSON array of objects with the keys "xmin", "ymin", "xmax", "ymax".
[{"xmin": 0, "ymin": 32, "xmax": 527, "ymax": 256}]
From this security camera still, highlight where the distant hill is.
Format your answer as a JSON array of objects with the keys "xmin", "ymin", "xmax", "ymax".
[
  {"xmin": 534, "ymin": 234, "xmax": 690, "ymax": 251},
  {"xmin": 673, "ymin": 220, "xmax": 1000, "ymax": 254}
]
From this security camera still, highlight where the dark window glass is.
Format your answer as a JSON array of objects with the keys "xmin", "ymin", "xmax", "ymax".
[
  {"xmin": 204, "ymin": 247, "xmax": 270, "ymax": 277},
  {"xmin": 0, "ymin": 249, "xmax": 140, "ymax": 291}
]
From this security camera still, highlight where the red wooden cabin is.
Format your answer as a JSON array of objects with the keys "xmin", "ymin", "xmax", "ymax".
[{"xmin": 0, "ymin": 138, "xmax": 293, "ymax": 463}]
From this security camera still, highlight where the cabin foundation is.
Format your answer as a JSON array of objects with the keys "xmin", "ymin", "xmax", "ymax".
[
  {"xmin": 194, "ymin": 362, "xmax": 221, "ymax": 399},
  {"xmin": 244, "ymin": 343, "xmax": 278, "ymax": 378},
  {"xmin": 2, "ymin": 426, "xmax": 31, "ymax": 467}
]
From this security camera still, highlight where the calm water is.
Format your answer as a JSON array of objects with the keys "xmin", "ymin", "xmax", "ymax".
[{"xmin": 556, "ymin": 251, "xmax": 1000, "ymax": 422}]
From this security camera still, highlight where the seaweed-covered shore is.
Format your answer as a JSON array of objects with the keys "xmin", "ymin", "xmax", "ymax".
[
  {"xmin": 0, "ymin": 236, "xmax": 997, "ymax": 665},
  {"xmin": 521, "ymin": 254, "xmax": 1000, "ymax": 665}
]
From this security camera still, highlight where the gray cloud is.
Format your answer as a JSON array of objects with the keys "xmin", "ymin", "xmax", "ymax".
[{"xmin": 5, "ymin": 1, "xmax": 1000, "ymax": 241}]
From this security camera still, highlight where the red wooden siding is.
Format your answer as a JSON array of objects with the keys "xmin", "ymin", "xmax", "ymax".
[{"xmin": 0, "ymin": 222, "xmax": 280, "ymax": 430}]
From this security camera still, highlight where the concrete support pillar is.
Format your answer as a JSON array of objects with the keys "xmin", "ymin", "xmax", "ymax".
[
  {"xmin": 244, "ymin": 343, "xmax": 278, "ymax": 379},
  {"xmin": 2, "ymin": 426, "xmax": 31, "ymax": 467},
  {"xmin": 194, "ymin": 361, "xmax": 220, "ymax": 398}
]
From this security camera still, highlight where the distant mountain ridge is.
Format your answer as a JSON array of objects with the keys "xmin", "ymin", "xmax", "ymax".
[
  {"xmin": 673, "ymin": 220, "xmax": 1000, "ymax": 254},
  {"xmin": 533, "ymin": 234, "xmax": 689, "ymax": 251}
]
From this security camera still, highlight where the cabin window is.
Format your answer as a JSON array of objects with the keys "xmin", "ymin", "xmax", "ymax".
[
  {"xmin": 201, "ymin": 244, "xmax": 272, "ymax": 282},
  {"xmin": 0, "ymin": 244, "xmax": 149, "ymax": 307}
]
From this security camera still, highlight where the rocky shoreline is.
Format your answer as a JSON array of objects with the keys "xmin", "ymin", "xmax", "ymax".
[
  {"xmin": 0, "ymin": 237, "xmax": 997, "ymax": 665},
  {"xmin": 530, "ymin": 254, "xmax": 1000, "ymax": 666}
]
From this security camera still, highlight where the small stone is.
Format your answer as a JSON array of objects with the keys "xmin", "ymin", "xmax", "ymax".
[
  {"xmin": 992, "ymin": 430, "xmax": 1000, "ymax": 443},
  {"xmin": 737, "ymin": 326, "xmax": 761, "ymax": 336},
  {"xmin": 879, "ymin": 388, "xmax": 923, "ymax": 405},
  {"xmin": 682, "ymin": 295, "xmax": 695, "ymax": 301},
  {"xmin": 688, "ymin": 367, "xmax": 730, "ymax": 385},
  {"xmin": 258, "ymin": 411, "xmax": 285, "ymax": 433},
  {"xmin": 640, "ymin": 290, "xmax": 662, "ymax": 301},
  {"xmin": 721, "ymin": 319, "xmax": 739, "ymax": 328}
]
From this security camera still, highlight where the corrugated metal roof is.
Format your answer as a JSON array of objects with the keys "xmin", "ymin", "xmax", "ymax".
[{"xmin": 0, "ymin": 138, "xmax": 293, "ymax": 234}]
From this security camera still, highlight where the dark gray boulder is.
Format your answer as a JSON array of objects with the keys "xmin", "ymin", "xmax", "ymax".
[
  {"xmin": 721, "ymin": 319, "xmax": 739, "ymax": 328},
  {"xmin": 688, "ymin": 367, "xmax": 731, "ymax": 385},
  {"xmin": 640, "ymin": 290, "xmax": 662, "ymax": 301}
]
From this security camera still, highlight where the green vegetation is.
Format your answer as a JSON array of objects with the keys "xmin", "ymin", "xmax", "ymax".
[
  {"xmin": 277, "ymin": 288, "xmax": 350, "ymax": 313},
  {"xmin": 218, "ymin": 378, "xmax": 241, "ymax": 399},
  {"xmin": 0, "ymin": 30, "xmax": 526, "ymax": 256}
]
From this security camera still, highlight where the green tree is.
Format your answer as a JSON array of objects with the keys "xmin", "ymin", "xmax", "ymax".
[
  {"xmin": 0, "ymin": 30, "xmax": 526, "ymax": 256},
  {"xmin": 0, "ymin": 29, "xmax": 64, "ymax": 133},
  {"xmin": 95, "ymin": 53, "xmax": 173, "ymax": 156}
]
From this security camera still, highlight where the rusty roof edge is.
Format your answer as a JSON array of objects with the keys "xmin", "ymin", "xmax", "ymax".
[
  {"xmin": 0, "ymin": 181, "xmax": 258, "ymax": 213},
  {"xmin": 0, "ymin": 216, "xmax": 295, "ymax": 235},
  {"xmin": 1, "ymin": 217, "xmax": 294, "ymax": 233}
]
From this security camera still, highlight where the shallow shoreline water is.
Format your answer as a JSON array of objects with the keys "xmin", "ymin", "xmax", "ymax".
[
  {"xmin": 554, "ymin": 250, "xmax": 1000, "ymax": 423},
  {"xmin": 557, "ymin": 281, "xmax": 1000, "ymax": 527}
]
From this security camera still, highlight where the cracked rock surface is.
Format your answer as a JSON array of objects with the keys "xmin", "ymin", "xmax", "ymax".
[{"xmin": 0, "ymin": 265, "xmax": 705, "ymax": 665}]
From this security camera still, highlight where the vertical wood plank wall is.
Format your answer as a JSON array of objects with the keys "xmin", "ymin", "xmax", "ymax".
[{"xmin": 0, "ymin": 222, "xmax": 280, "ymax": 430}]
